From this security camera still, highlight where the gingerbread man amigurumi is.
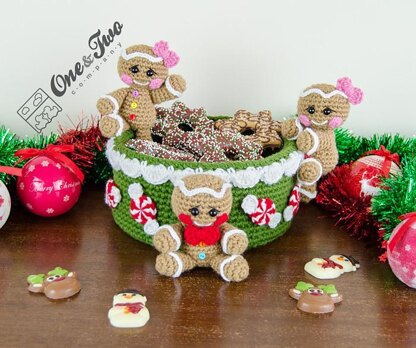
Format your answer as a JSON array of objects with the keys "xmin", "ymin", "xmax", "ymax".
[
  {"xmin": 281, "ymin": 77, "xmax": 363, "ymax": 202},
  {"xmin": 97, "ymin": 40, "xmax": 186, "ymax": 140},
  {"xmin": 153, "ymin": 174, "xmax": 250, "ymax": 282}
]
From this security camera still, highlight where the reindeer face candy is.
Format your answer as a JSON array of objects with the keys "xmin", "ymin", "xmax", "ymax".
[
  {"xmin": 289, "ymin": 281, "xmax": 343, "ymax": 314},
  {"xmin": 27, "ymin": 267, "xmax": 81, "ymax": 300}
]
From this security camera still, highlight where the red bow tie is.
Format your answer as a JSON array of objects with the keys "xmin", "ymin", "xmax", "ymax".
[{"xmin": 179, "ymin": 213, "xmax": 229, "ymax": 246}]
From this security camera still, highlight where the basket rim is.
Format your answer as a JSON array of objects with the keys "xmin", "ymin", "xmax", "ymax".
[{"xmin": 113, "ymin": 129, "xmax": 297, "ymax": 169}]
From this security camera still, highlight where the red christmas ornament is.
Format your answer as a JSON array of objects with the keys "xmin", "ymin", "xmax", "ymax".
[
  {"xmin": 350, "ymin": 146, "xmax": 401, "ymax": 198},
  {"xmin": 15, "ymin": 145, "xmax": 84, "ymax": 217},
  {"xmin": 387, "ymin": 213, "xmax": 416, "ymax": 288}
]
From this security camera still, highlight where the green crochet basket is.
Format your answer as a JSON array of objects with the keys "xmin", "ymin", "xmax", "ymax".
[{"xmin": 105, "ymin": 130, "xmax": 302, "ymax": 249}]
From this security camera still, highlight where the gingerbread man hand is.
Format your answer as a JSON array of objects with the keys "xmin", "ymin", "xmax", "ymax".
[
  {"xmin": 153, "ymin": 224, "xmax": 182, "ymax": 253},
  {"xmin": 296, "ymin": 130, "xmax": 315, "ymax": 154},
  {"xmin": 221, "ymin": 226, "xmax": 249, "ymax": 255}
]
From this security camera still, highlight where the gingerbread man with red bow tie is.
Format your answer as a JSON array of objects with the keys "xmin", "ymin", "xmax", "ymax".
[
  {"xmin": 97, "ymin": 40, "xmax": 186, "ymax": 140},
  {"xmin": 153, "ymin": 174, "xmax": 250, "ymax": 282}
]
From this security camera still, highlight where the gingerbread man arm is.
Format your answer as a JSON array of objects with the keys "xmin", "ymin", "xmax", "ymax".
[
  {"xmin": 296, "ymin": 129, "xmax": 319, "ymax": 155},
  {"xmin": 281, "ymin": 118, "xmax": 303, "ymax": 140},
  {"xmin": 97, "ymin": 88, "xmax": 130, "ymax": 115},
  {"xmin": 153, "ymin": 223, "xmax": 183, "ymax": 253},
  {"xmin": 150, "ymin": 75, "xmax": 186, "ymax": 105},
  {"xmin": 220, "ymin": 223, "xmax": 248, "ymax": 255}
]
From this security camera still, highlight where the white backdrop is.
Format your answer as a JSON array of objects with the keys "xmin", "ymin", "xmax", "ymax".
[{"xmin": 1, "ymin": 0, "xmax": 415, "ymax": 137}]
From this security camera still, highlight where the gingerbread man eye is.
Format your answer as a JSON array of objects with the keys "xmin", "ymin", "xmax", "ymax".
[
  {"xmin": 129, "ymin": 65, "xmax": 139, "ymax": 74},
  {"xmin": 307, "ymin": 106, "xmax": 315, "ymax": 114},
  {"xmin": 209, "ymin": 208, "xmax": 218, "ymax": 217},
  {"xmin": 47, "ymin": 276, "xmax": 55, "ymax": 282},
  {"xmin": 323, "ymin": 107, "xmax": 332, "ymax": 115},
  {"xmin": 190, "ymin": 207, "xmax": 199, "ymax": 216},
  {"xmin": 146, "ymin": 69, "xmax": 156, "ymax": 77}
]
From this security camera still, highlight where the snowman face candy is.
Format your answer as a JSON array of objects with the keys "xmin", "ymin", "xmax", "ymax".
[
  {"xmin": 108, "ymin": 290, "xmax": 150, "ymax": 328},
  {"xmin": 304, "ymin": 254, "xmax": 360, "ymax": 279}
]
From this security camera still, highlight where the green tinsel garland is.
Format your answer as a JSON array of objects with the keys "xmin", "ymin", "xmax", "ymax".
[
  {"xmin": 335, "ymin": 128, "xmax": 416, "ymax": 164},
  {"xmin": 335, "ymin": 128, "xmax": 416, "ymax": 240},
  {"xmin": 372, "ymin": 157, "xmax": 416, "ymax": 240},
  {"xmin": 0, "ymin": 126, "xmax": 57, "ymax": 184}
]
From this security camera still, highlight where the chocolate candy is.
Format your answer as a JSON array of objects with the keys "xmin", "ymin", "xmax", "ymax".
[{"xmin": 27, "ymin": 266, "xmax": 81, "ymax": 300}]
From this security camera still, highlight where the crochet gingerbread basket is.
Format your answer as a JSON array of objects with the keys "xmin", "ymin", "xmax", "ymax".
[{"xmin": 105, "ymin": 129, "xmax": 302, "ymax": 249}]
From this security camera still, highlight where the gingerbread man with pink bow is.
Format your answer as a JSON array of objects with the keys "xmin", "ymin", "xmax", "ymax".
[
  {"xmin": 281, "ymin": 77, "xmax": 363, "ymax": 202},
  {"xmin": 97, "ymin": 40, "xmax": 186, "ymax": 140}
]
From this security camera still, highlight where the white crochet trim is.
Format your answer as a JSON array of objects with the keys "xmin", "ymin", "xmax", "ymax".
[
  {"xmin": 305, "ymin": 128, "xmax": 319, "ymax": 156},
  {"xmin": 106, "ymin": 139, "xmax": 303, "ymax": 188},
  {"xmin": 299, "ymin": 187, "xmax": 317, "ymax": 199},
  {"xmin": 219, "ymin": 255, "xmax": 240, "ymax": 282},
  {"xmin": 241, "ymin": 195, "xmax": 258, "ymax": 214},
  {"xmin": 165, "ymin": 76, "xmax": 182, "ymax": 97},
  {"xmin": 297, "ymin": 158, "xmax": 323, "ymax": 186},
  {"xmin": 269, "ymin": 213, "xmax": 281, "ymax": 228},
  {"xmin": 128, "ymin": 183, "xmax": 143, "ymax": 199},
  {"xmin": 221, "ymin": 229, "xmax": 246, "ymax": 254},
  {"xmin": 121, "ymin": 49, "xmax": 163, "ymax": 63},
  {"xmin": 283, "ymin": 206, "xmax": 294, "ymax": 222},
  {"xmin": 168, "ymin": 252, "xmax": 183, "ymax": 278},
  {"xmin": 102, "ymin": 95, "xmax": 120, "ymax": 112},
  {"xmin": 157, "ymin": 225, "xmax": 181, "ymax": 251},
  {"xmin": 144, "ymin": 219, "xmax": 159, "ymax": 235},
  {"xmin": 300, "ymin": 88, "xmax": 348, "ymax": 100},
  {"xmin": 287, "ymin": 118, "xmax": 303, "ymax": 141},
  {"xmin": 175, "ymin": 179, "xmax": 231, "ymax": 198},
  {"xmin": 108, "ymin": 113, "xmax": 125, "ymax": 137}
]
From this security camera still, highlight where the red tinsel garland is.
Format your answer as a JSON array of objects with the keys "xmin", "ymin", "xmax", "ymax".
[
  {"xmin": 54, "ymin": 119, "xmax": 107, "ymax": 177},
  {"xmin": 316, "ymin": 164, "xmax": 386, "ymax": 260}
]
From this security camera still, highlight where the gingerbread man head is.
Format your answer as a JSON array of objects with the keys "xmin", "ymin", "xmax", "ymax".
[
  {"xmin": 297, "ymin": 77, "xmax": 363, "ymax": 131},
  {"xmin": 172, "ymin": 174, "xmax": 232, "ymax": 228},
  {"xmin": 118, "ymin": 40, "xmax": 180, "ymax": 90}
]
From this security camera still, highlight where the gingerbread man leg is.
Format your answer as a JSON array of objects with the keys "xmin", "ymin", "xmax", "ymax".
[
  {"xmin": 297, "ymin": 159, "xmax": 322, "ymax": 186},
  {"xmin": 210, "ymin": 254, "xmax": 249, "ymax": 282},
  {"xmin": 134, "ymin": 125, "xmax": 153, "ymax": 141},
  {"xmin": 155, "ymin": 251, "xmax": 197, "ymax": 278},
  {"xmin": 299, "ymin": 184, "xmax": 317, "ymax": 203}
]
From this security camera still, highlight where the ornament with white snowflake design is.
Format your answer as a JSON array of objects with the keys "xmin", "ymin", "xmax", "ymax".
[
  {"xmin": 0, "ymin": 181, "xmax": 11, "ymax": 229},
  {"xmin": 17, "ymin": 155, "xmax": 82, "ymax": 217},
  {"xmin": 387, "ymin": 213, "xmax": 416, "ymax": 288}
]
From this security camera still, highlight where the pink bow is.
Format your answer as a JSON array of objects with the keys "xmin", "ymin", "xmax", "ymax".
[
  {"xmin": 152, "ymin": 41, "xmax": 180, "ymax": 68},
  {"xmin": 336, "ymin": 77, "xmax": 364, "ymax": 105}
]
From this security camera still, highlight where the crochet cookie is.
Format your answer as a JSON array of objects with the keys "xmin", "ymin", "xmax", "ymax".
[
  {"xmin": 304, "ymin": 254, "xmax": 360, "ymax": 279},
  {"xmin": 126, "ymin": 138, "xmax": 197, "ymax": 161},
  {"xmin": 27, "ymin": 267, "xmax": 81, "ymax": 300},
  {"xmin": 281, "ymin": 77, "xmax": 363, "ymax": 202},
  {"xmin": 108, "ymin": 290, "xmax": 150, "ymax": 328},
  {"xmin": 153, "ymin": 102, "xmax": 262, "ymax": 162},
  {"xmin": 215, "ymin": 110, "xmax": 282, "ymax": 155},
  {"xmin": 153, "ymin": 174, "xmax": 250, "ymax": 281},
  {"xmin": 289, "ymin": 281, "xmax": 343, "ymax": 314},
  {"xmin": 97, "ymin": 40, "xmax": 186, "ymax": 140}
]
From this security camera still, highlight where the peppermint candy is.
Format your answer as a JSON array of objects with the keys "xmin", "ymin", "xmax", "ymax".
[
  {"xmin": 283, "ymin": 184, "xmax": 301, "ymax": 222},
  {"xmin": 242, "ymin": 195, "xmax": 281, "ymax": 228},
  {"xmin": 105, "ymin": 179, "xmax": 121, "ymax": 209},
  {"xmin": 128, "ymin": 183, "xmax": 159, "ymax": 235}
]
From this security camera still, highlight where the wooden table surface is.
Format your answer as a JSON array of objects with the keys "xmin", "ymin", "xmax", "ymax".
[{"xmin": 1, "ymin": 185, "xmax": 415, "ymax": 348}]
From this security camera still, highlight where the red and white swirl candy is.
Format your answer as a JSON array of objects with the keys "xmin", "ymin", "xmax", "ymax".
[
  {"xmin": 105, "ymin": 179, "xmax": 121, "ymax": 209},
  {"xmin": 283, "ymin": 184, "xmax": 301, "ymax": 222},
  {"xmin": 128, "ymin": 183, "xmax": 159, "ymax": 235},
  {"xmin": 242, "ymin": 195, "xmax": 281, "ymax": 228}
]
